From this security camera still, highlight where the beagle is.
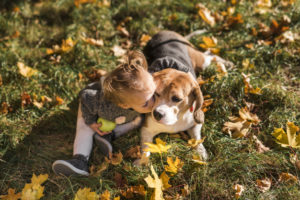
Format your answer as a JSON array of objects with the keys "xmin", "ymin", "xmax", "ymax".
[{"xmin": 134, "ymin": 31, "xmax": 232, "ymax": 165}]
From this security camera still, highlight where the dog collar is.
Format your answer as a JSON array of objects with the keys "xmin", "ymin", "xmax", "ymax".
[{"xmin": 190, "ymin": 106, "xmax": 194, "ymax": 112}]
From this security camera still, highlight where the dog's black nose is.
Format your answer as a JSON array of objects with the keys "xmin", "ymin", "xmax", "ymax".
[{"xmin": 153, "ymin": 110, "xmax": 164, "ymax": 121}]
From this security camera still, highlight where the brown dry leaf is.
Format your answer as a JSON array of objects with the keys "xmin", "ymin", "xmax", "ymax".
[
  {"xmin": 89, "ymin": 161, "xmax": 109, "ymax": 176},
  {"xmin": 105, "ymin": 151, "xmax": 123, "ymax": 165},
  {"xmin": 121, "ymin": 185, "xmax": 147, "ymax": 198},
  {"xmin": 13, "ymin": 6, "xmax": 20, "ymax": 13},
  {"xmin": 84, "ymin": 68, "xmax": 107, "ymax": 82},
  {"xmin": 252, "ymin": 135, "xmax": 270, "ymax": 153},
  {"xmin": 256, "ymin": 178, "xmax": 272, "ymax": 192},
  {"xmin": 1, "ymin": 102, "xmax": 9, "ymax": 114},
  {"xmin": 125, "ymin": 146, "xmax": 141, "ymax": 158},
  {"xmin": 114, "ymin": 172, "xmax": 127, "ymax": 188},
  {"xmin": 21, "ymin": 92, "xmax": 32, "ymax": 108},
  {"xmin": 196, "ymin": 4, "xmax": 216, "ymax": 27},
  {"xmin": 202, "ymin": 99, "xmax": 213, "ymax": 112},
  {"xmin": 242, "ymin": 73, "xmax": 262, "ymax": 95},
  {"xmin": 239, "ymin": 107, "xmax": 261, "ymax": 125},
  {"xmin": 199, "ymin": 36, "xmax": 220, "ymax": 54},
  {"xmin": 233, "ymin": 184, "xmax": 245, "ymax": 199},
  {"xmin": 18, "ymin": 62, "xmax": 39, "ymax": 78},
  {"xmin": 81, "ymin": 37, "xmax": 104, "ymax": 46},
  {"xmin": 223, "ymin": 13, "xmax": 243, "ymax": 30},
  {"xmin": 46, "ymin": 38, "xmax": 76, "ymax": 55},
  {"xmin": 112, "ymin": 45, "xmax": 126, "ymax": 57},
  {"xmin": 55, "ymin": 96, "xmax": 64, "ymax": 105},
  {"xmin": 245, "ymin": 43, "xmax": 254, "ymax": 49},
  {"xmin": 100, "ymin": 190, "xmax": 110, "ymax": 200},
  {"xmin": 168, "ymin": 13, "xmax": 178, "ymax": 21},
  {"xmin": 258, "ymin": 19, "xmax": 289, "ymax": 41},
  {"xmin": 117, "ymin": 25, "xmax": 130, "ymax": 37},
  {"xmin": 0, "ymin": 188, "xmax": 21, "ymax": 200},
  {"xmin": 140, "ymin": 34, "xmax": 152, "ymax": 46},
  {"xmin": 223, "ymin": 120, "xmax": 252, "ymax": 138},
  {"xmin": 279, "ymin": 172, "xmax": 298, "ymax": 184}
]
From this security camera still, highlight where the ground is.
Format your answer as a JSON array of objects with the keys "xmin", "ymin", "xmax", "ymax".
[{"xmin": 0, "ymin": 0, "xmax": 300, "ymax": 199}]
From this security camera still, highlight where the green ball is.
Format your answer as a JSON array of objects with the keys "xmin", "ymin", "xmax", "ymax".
[{"xmin": 97, "ymin": 117, "xmax": 116, "ymax": 132}]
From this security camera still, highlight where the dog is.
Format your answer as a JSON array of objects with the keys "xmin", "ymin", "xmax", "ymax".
[{"xmin": 134, "ymin": 31, "xmax": 232, "ymax": 165}]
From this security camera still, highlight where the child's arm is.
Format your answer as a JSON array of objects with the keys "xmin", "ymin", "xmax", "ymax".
[{"xmin": 113, "ymin": 116, "xmax": 143, "ymax": 138}]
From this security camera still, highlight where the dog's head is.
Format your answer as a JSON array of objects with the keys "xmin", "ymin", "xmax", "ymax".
[{"xmin": 152, "ymin": 68, "xmax": 204, "ymax": 125}]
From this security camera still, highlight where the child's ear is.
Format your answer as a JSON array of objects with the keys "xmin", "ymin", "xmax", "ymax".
[{"xmin": 128, "ymin": 51, "xmax": 148, "ymax": 70}]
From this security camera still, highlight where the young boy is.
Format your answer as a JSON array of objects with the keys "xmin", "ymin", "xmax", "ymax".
[{"xmin": 52, "ymin": 51, "xmax": 156, "ymax": 176}]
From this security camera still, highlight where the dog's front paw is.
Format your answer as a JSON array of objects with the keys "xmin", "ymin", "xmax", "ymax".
[{"xmin": 196, "ymin": 144, "xmax": 208, "ymax": 161}]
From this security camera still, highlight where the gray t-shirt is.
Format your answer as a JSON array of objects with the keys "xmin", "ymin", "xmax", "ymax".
[{"xmin": 79, "ymin": 81, "xmax": 140, "ymax": 125}]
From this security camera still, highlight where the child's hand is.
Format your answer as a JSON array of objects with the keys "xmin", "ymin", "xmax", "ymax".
[{"xmin": 89, "ymin": 123, "xmax": 111, "ymax": 136}]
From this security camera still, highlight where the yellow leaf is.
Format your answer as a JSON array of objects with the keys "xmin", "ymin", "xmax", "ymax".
[
  {"xmin": 187, "ymin": 137, "xmax": 206, "ymax": 148},
  {"xmin": 117, "ymin": 25, "xmax": 130, "ymax": 37},
  {"xmin": 257, "ymin": 0, "xmax": 272, "ymax": 8},
  {"xmin": 192, "ymin": 154, "xmax": 208, "ymax": 165},
  {"xmin": 233, "ymin": 184, "xmax": 245, "ymax": 199},
  {"xmin": 55, "ymin": 96, "xmax": 64, "ymax": 105},
  {"xmin": 61, "ymin": 37, "xmax": 76, "ymax": 53},
  {"xmin": 242, "ymin": 73, "xmax": 262, "ymax": 95},
  {"xmin": 21, "ymin": 174, "xmax": 48, "ymax": 200},
  {"xmin": 31, "ymin": 174, "xmax": 48, "ymax": 186},
  {"xmin": 164, "ymin": 157, "xmax": 184, "ymax": 174},
  {"xmin": 17, "ymin": 62, "xmax": 38, "ymax": 78},
  {"xmin": 113, "ymin": 196, "xmax": 120, "ymax": 200},
  {"xmin": 272, "ymin": 122, "xmax": 300, "ymax": 148},
  {"xmin": 144, "ymin": 138, "xmax": 171, "ymax": 155},
  {"xmin": 239, "ymin": 107, "xmax": 260, "ymax": 125},
  {"xmin": 144, "ymin": 165, "xmax": 164, "ymax": 200},
  {"xmin": 222, "ymin": 120, "xmax": 252, "ymax": 138},
  {"xmin": 74, "ymin": 0, "xmax": 96, "ymax": 7},
  {"xmin": 256, "ymin": 178, "xmax": 271, "ymax": 192},
  {"xmin": 0, "ymin": 188, "xmax": 21, "ymax": 200},
  {"xmin": 198, "ymin": 7, "xmax": 215, "ymax": 27},
  {"xmin": 74, "ymin": 188, "xmax": 99, "ymax": 200},
  {"xmin": 160, "ymin": 171, "xmax": 171, "ymax": 190},
  {"xmin": 100, "ymin": 190, "xmax": 110, "ymax": 200},
  {"xmin": 279, "ymin": 172, "xmax": 298, "ymax": 183},
  {"xmin": 140, "ymin": 34, "xmax": 152, "ymax": 46}
]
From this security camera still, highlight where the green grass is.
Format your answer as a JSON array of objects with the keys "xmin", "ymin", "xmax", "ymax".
[{"xmin": 1, "ymin": 0, "xmax": 300, "ymax": 199}]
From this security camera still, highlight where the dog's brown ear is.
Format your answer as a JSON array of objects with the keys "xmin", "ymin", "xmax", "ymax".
[
  {"xmin": 192, "ymin": 84, "xmax": 205, "ymax": 124},
  {"xmin": 128, "ymin": 51, "xmax": 148, "ymax": 70}
]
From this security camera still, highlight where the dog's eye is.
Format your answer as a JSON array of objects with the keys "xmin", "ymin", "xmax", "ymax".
[{"xmin": 171, "ymin": 96, "xmax": 182, "ymax": 102}]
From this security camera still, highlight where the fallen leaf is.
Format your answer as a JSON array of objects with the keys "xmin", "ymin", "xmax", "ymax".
[
  {"xmin": 216, "ymin": 62, "xmax": 227, "ymax": 78},
  {"xmin": 21, "ymin": 92, "xmax": 32, "ymax": 108},
  {"xmin": 84, "ymin": 68, "xmax": 107, "ymax": 81},
  {"xmin": 105, "ymin": 151, "xmax": 123, "ymax": 165},
  {"xmin": 144, "ymin": 138, "xmax": 171, "ymax": 155},
  {"xmin": 125, "ymin": 146, "xmax": 141, "ymax": 158},
  {"xmin": 242, "ymin": 73, "xmax": 262, "ymax": 95},
  {"xmin": 272, "ymin": 122, "xmax": 300, "ymax": 148},
  {"xmin": 114, "ymin": 172, "xmax": 127, "ymax": 188},
  {"xmin": 279, "ymin": 172, "xmax": 298, "ymax": 184},
  {"xmin": 144, "ymin": 165, "xmax": 164, "ymax": 200},
  {"xmin": 98, "ymin": 0, "xmax": 110, "ymax": 7},
  {"xmin": 281, "ymin": 0, "xmax": 295, "ymax": 7},
  {"xmin": 252, "ymin": 135, "xmax": 270, "ymax": 153},
  {"xmin": 164, "ymin": 157, "xmax": 184, "ymax": 175},
  {"xmin": 160, "ymin": 171, "xmax": 171, "ymax": 190},
  {"xmin": 223, "ymin": 13, "xmax": 243, "ymax": 30},
  {"xmin": 1, "ymin": 102, "xmax": 11, "ymax": 114},
  {"xmin": 74, "ymin": 0, "xmax": 96, "ymax": 7},
  {"xmin": 55, "ymin": 96, "xmax": 64, "ymax": 105},
  {"xmin": 257, "ymin": 0, "xmax": 272, "ymax": 7},
  {"xmin": 117, "ymin": 25, "xmax": 130, "ymax": 37},
  {"xmin": 242, "ymin": 59, "xmax": 255, "ymax": 70},
  {"xmin": 111, "ymin": 45, "xmax": 126, "ymax": 57},
  {"xmin": 74, "ymin": 187, "xmax": 99, "ymax": 200},
  {"xmin": 196, "ymin": 4, "xmax": 216, "ymax": 27},
  {"xmin": 17, "ymin": 62, "xmax": 38, "ymax": 78},
  {"xmin": 256, "ymin": 178, "xmax": 271, "ymax": 192},
  {"xmin": 100, "ymin": 190, "xmax": 110, "ymax": 200},
  {"xmin": 21, "ymin": 174, "xmax": 48, "ymax": 200},
  {"xmin": 233, "ymin": 184, "xmax": 245, "ymax": 199},
  {"xmin": 289, "ymin": 154, "xmax": 300, "ymax": 170},
  {"xmin": 81, "ymin": 37, "xmax": 104, "ymax": 46},
  {"xmin": 121, "ymin": 185, "xmax": 147, "ymax": 198},
  {"xmin": 187, "ymin": 137, "xmax": 206, "ymax": 148},
  {"xmin": 0, "ymin": 188, "xmax": 21, "ymax": 200},
  {"xmin": 239, "ymin": 107, "xmax": 261, "ymax": 125},
  {"xmin": 140, "ymin": 34, "xmax": 152, "ymax": 46},
  {"xmin": 192, "ymin": 154, "xmax": 208, "ymax": 165},
  {"xmin": 89, "ymin": 161, "xmax": 109, "ymax": 176},
  {"xmin": 61, "ymin": 37, "xmax": 76, "ymax": 53}
]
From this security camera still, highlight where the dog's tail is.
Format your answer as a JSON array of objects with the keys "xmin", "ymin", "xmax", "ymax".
[{"xmin": 184, "ymin": 29, "xmax": 207, "ymax": 40}]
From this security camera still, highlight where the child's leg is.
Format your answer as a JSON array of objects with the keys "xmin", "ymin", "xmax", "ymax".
[{"xmin": 73, "ymin": 103, "xmax": 95, "ymax": 159}]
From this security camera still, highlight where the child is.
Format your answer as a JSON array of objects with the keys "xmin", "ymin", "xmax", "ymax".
[{"xmin": 52, "ymin": 51, "xmax": 156, "ymax": 176}]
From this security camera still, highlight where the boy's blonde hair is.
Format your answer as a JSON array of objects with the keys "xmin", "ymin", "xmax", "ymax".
[{"xmin": 103, "ymin": 51, "xmax": 149, "ymax": 105}]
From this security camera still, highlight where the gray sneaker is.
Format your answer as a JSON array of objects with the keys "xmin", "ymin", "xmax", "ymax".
[
  {"xmin": 52, "ymin": 154, "xmax": 89, "ymax": 176},
  {"xmin": 93, "ymin": 132, "xmax": 113, "ymax": 157}
]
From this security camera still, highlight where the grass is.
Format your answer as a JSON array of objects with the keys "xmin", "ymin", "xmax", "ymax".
[{"xmin": 0, "ymin": 0, "xmax": 300, "ymax": 199}]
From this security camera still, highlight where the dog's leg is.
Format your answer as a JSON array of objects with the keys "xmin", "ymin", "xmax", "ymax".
[
  {"xmin": 133, "ymin": 127, "xmax": 158, "ymax": 166},
  {"xmin": 187, "ymin": 124, "xmax": 208, "ymax": 160},
  {"xmin": 204, "ymin": 50, "xmax": 234, "ymax": 69}
]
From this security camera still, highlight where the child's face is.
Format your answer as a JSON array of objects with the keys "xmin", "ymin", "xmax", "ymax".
[{"xmin": 122, "ymin": 72, "xmax": 156, "ymax": 113}]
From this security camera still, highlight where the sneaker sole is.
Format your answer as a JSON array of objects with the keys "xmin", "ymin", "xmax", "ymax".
[
  {"xmin": 52, "ymin": 160, "xmax": 89, "ymax": 176},
  {"xmin": 94, "ymin": 134, "xmax": 113, "ymax": 157}
]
